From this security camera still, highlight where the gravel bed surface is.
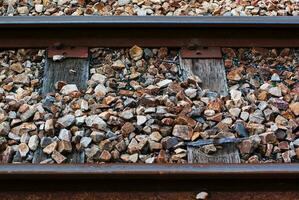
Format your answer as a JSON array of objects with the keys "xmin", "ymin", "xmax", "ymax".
[
  {"xmin": 0, "ymin": 47, "xmax": 298, "ymax": 164},
  {"xmin": 1, "ymin": 0, "xmax": 299, "ymax": 16}
]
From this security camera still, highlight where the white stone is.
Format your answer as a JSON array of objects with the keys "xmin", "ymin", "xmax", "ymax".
[
  {"xmin": 271, "ymin": 73, "xmax": 280, "ymax": 82},
  {"xmin": 94, "ymin": 84, "xmax": 107, "ymax": 97},
  {"xmin": 204, "ymin": 109, "xmax": 215, "ymax": 117},
  {"xmin": 196, "ymin": 191, "xmax": 209, "ymax": 200},
  {"xmin": 91, "ymin": 73, "xmax": 106, "ymax": 84},
  {"xmin": 260, "ymin": 83, "xmax": 271, "ymax": 91},
  {"xmin": 229, "ymin": 108, "xmax": 241, "ymax": 117},
  {"xmin": 119, "ymin": 110, "xmax": 134, "ymax": 120},
  {"xmin": 137, "ymin": 115, "xmax": 147, "ymax": 126},
  {"xmin": 129, "ymin": 153, "xmax": 139, "ymax": 163},
  {"xmin": 230, "ymin": 89, "xmax": 242, "ymax": 101},
  {"xmin": 118, "ymin": 0, "xmax": 131, "ymax": 6},
  {"xmin": 184, "ymin": 88, "xmax": 197, "ymax": 98},
  {"xmin": 156, "ymin": 79, "xmax": 172, "ymax": 88},
  {"xmin": 240, "ymin": 111, "xmax": 249, "ymax": 121},
  {"xmin": 53, "ymin": 55, "xmax": 65, "ymax": 61},
  {"xmin": 80, "ymin": 137, "xmax": 92, "ymax": 148},
  {"xmin": 269, "ymin": 87, "xmax": 282, "ymax": 97},
  {"xmin": 80, "ymin": 99, "xmax": 89, "ymax": 111},
  {"xmin": 35, "ymin": 4, "xmax": 43, "ymax": 12},
  {"xmin": 60, "ymin": 84, "xmax": 79, "ymax": 95},
  {"xmin": 28, "ymin": 135, "xmax": 39, "ymax": 151}
]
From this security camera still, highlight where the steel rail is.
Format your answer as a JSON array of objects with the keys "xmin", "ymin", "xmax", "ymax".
[
  {"xmin": 0, "ymin": 16, "xmax": 299, "ymax": 48},
  {"xmin": 1, "ymin": 16, "xmax": 299, "ymax": 27},
  {"xmin": 0, "ymin": 164, "xmax": 299, "ymax": 179},
  {"xmin": 0, "ymin": 164, "xmax": 299, "ymax": 200}
]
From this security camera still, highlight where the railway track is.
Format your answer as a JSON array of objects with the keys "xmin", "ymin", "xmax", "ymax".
[
  {"xmin": 1, "ymin": 164, "xmax": 299, "ymax": 200},
  {"xmin": 1, "ymin": 16, "xmax": 299, "ymax": 48},
  {"xmin": 0, "ymin": 16, "xmax": 299, "ymax": 200}
]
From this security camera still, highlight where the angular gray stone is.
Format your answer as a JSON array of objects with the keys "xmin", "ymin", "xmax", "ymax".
[
  {"xmin": 80, "ymin": 137, "xmax": 92, "ymax": 148},
  {"xmin": 58, "ymin": 129, "xmax": 71, "ymax": 142},
  {"xmin": 57, "ymin": 114, "xmax": 75, "ymax": 128},
  {"xmin": 85, "ymin": 115, "xmax": 107, "ymax": 130},
  {"xmin": 249, "ymin": 110, "xmax": 265, "ymax": 124}
]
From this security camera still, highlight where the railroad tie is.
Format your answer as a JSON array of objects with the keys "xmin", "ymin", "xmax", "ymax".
[
  {"xmin": 179, "ymin": 47, "xmax": 240, "ymax": 163},
  {"xmin": 42, "ymin": 47, "xmax": 89, "ymax": 94}
]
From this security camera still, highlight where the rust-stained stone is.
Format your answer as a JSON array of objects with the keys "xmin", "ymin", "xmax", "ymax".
[{"xmin": 52, "ymin": 150, "xmax": 66, "ymax": 164}]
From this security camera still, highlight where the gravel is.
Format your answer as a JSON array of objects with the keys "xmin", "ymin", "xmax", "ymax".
[
  {"xmin": 0, "ymin": 47, "xmax": 297, "ymax": 164},
  {"xmin": 1, "ymin": 0, "xmax": 299, "ymax": 16}
]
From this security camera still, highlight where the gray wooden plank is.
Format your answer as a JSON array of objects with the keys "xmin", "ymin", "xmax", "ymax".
[
  {"xmin": 180, "ymin": 56, "xmax": 234, "ymax": 163},
  {"xmin": 42, "ymin": 58, "xmax": 89, "ymax": 94},
  {"xmin": 187, "ymin": 144, "xmax": 241, "ymax": 164},
  {"xmin": 180, "ymin": 58, "xmax": 228, "ymax": 96}
]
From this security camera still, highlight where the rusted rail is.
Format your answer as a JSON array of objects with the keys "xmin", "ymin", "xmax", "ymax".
[
  {"xmin": 1, "ymin": 16, "xmax": 299, "ymax": 48},
  {"xmin": 0, "ymin": 164, "xmax": 299, "ymax": 200}
]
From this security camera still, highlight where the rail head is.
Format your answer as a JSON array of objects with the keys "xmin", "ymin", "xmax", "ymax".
[
  {"xmin": 0, "ymin": 164, "xmax": 299, "ymax": 179},
  {"xmin": 1, "ymin": 16, "xmax": 299, "ymax": 28}
]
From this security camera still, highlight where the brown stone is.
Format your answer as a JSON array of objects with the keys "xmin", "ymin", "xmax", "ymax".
[
  {"xmin": 191, "ymin": 132, "xmax": 201, "ymax": 141},
  {"xmin": 100, "ymin": 150, "xmax": 111, "ymax": 161},
  {"xmin": 157, "ymin": 47, "xmax": 168, "ymax": 59},
  {"xmin": 148, "ymin": 140, "xmax": 162, "ymax": 151},
  {"xmin": 278, "ymin": 141, "xmax": 289, "ymax": 151},
  {"xmin": 265, "ymin": 143, "xmax": 273, "ymax": 157},
  {"xmin": 57, "ymin": 140, "xmax": 72, "ymax": 153},
  {"xmin": 18, "ymin": 143, "xmax": 29, "ymax": 157},
  {"xmin": 0, "ymin": 146, "xmax": 14, "ymax": 163},
  {"xmin": 174, "ymin": 115, "xmax": 197, "ymax": 127},
  {"xmin": 238, "ymin": 139, "xmax": 252, "ymax": 154},
  {"xmin": 52, "ymin": 150, "xmax": 66, "ymax": 164},
  {"xmin": 161, "ymin": 118, "xmax": 174, "ymax": 126},
  {"xmin": 43, "ymin": 141, "xmax": 57, "ymax": 154},
  {"xmin": 172, "ymin": 125, "xmax": 193, "ymax": 140},
  {"xmin": 207, "ymin": 99, "xmax": 223, "ymax": 112},
  {"xmin": 167, "ymin": 82, "xmax": 182, "ymax": 95},
  {"xmin": 129, "ymin": 45, "xmax": 143, "ymax": 61},
  {"xmin": 121, "ymin": 122, "xmax": 135, "ymax": 137},
  {"xmin": 257, "ymin": 90, "xmax": 268, "ymax": 101},
  {"xmin": 157, "ymin": 149, "xmax": 167, "ymax": 163},
  {"xmin": 119, "ymin": 90, "xmax": 134, "ymax": 97},
  {"xmin": 227, "ymin": 68, "xmax": 242, "ymax": 81},
  {"xmin": 259, "ymin": 132, "xmax": 276, "ymax": 144},
  {"xmin": 10, "ymin": 63, "xmax": 24, "ymax": 73},
  {"xmin": 207, "ymin": 113, "xmax": 223, "ymax": 122},
  {"xmin": 289, "ymin": 102, "xmax": 299, "ymax": 116},
  {"xmin": 102, "ymin": 96, "xmax": 117, "ymax": 105},
  {"xmin": 139, "ymin": 94, "xmax": 158, "ymax": 107},
  {"xmin": 295, "ymin": 148, "xmax": 299, "ymax": 159}
]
